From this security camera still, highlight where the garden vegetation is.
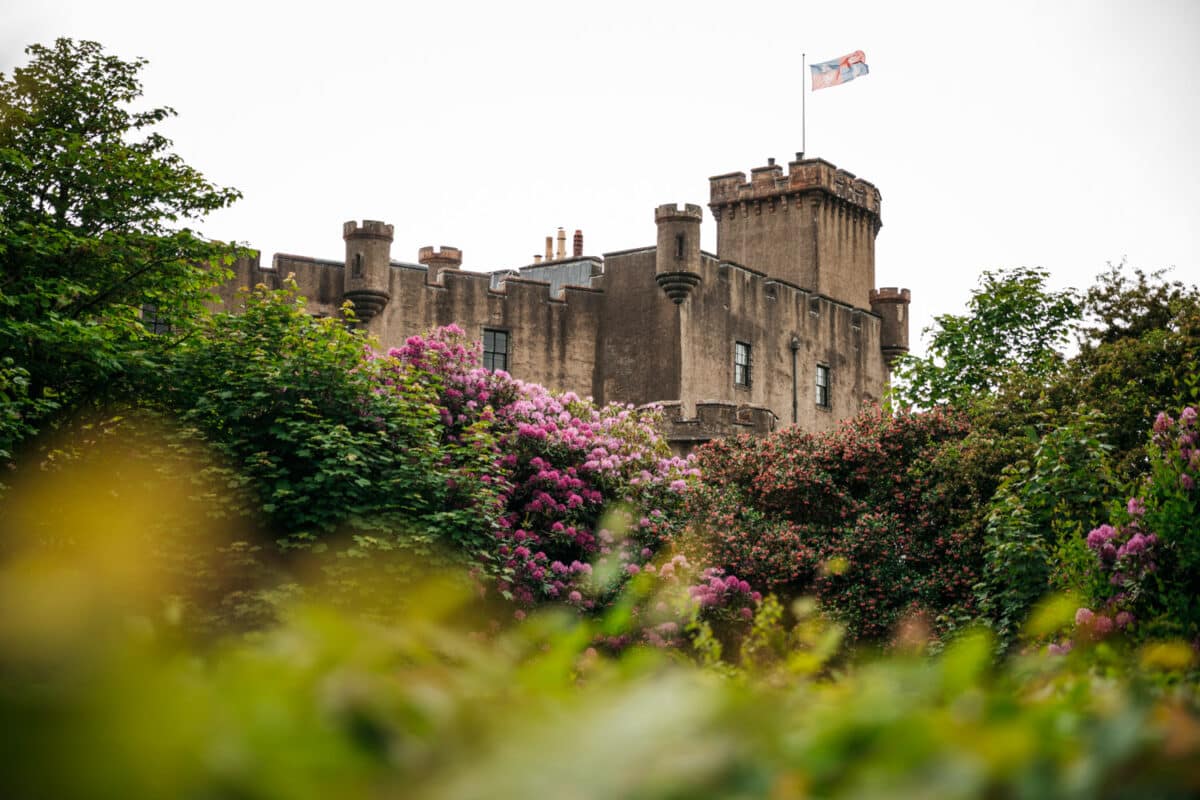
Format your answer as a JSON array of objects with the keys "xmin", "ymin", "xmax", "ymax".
[{"xmin": 2, "ymin": 38, "xmax": 1199, "ymax": 798}]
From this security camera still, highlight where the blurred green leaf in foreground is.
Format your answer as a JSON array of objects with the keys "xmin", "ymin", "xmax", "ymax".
[{"xmin": 1, "ymin": 427, "xmax": 1199, "ymax": 800}]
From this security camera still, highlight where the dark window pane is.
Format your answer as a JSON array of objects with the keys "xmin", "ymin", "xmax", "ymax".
[
  {"xmin": 141, "ymin": 304, "xmax": 170, "ymax": 335},
  {"xmin": 483, "ymin": 328, "xmax": 508, "ymax": 372}
]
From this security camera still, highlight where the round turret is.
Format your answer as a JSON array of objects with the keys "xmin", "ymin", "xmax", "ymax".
[
  {"xmin": 870, "ymin": 286, "xmax": 911, "ymax": 366},
  {"xmin": 342, "ymin": 220, "xmax": 394, "ymax": 324},
  {"xmin": 654, "ymin": 203, "xmax": 703, "ymax": 304},
  {"xmin": 418, "ymin": 245, "xmax": 463, "ymax": 285}
]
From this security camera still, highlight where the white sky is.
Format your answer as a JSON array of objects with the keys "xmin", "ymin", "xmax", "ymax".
[{"xmin": 4, "ymin": 0, "xmax": 1199, "ymax": 354}]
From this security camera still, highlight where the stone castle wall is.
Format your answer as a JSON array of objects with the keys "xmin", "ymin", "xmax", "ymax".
[{"xmin": 208, "ymin": 155, "xmax": 908, "ymax": 452}]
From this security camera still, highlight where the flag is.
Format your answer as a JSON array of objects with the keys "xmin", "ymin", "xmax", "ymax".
[{"xmin": 810, "ymin": 50, "xmax": 869, "ymax": 90}]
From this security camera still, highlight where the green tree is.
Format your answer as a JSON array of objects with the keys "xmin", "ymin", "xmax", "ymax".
[
  {"xmin": 1049, "ymin": 264, "xmax": 1200, "ymax": 483},
  {"xmin": 891, "ymin": 267, "xmax": 1080, "ymax": 409},
  {"xmin": 160, "ymin": 283, "xmax": 502, "ymax": 571},
  {"xmin": 0, "ymin": 38, "xmax": 240, "ymax": 462}
]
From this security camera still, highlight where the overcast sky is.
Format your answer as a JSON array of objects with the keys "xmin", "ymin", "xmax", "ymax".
[{"xmin": 4, "ymin": 0, "xmax": 1199, "ymax": 353}]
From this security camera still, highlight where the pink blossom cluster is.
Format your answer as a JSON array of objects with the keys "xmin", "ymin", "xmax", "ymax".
[
  {"xmin": 1072, "ymin": 406, "xmax": 1199, "ymax": 642},
  {"xmin": 688, "ymin": 566, "xmax": 762, "ymax": 620},
  {"xmin": 606, "ymin": 555, "xmax": 763, "ymax": 650},
  {"xmin": 1152, "ymin": 407, "xmax": 1199, "ymax": 492},
  {"xmin": 1075, "ymin": 502, "xmax": 1157, "ymax": 640},
  {"xmin": 380, "ymin": 325, "xmax": 699, "ymax": 611}
]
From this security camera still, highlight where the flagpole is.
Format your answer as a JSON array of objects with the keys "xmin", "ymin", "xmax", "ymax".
[{"xmin": 801, "ymin": 52, "xmax": 806, "ymax": 157}]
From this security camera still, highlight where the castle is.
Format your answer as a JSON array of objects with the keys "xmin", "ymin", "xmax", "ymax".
[{"xmin": 214, "ymin": 154, "xmax": 910, "ymax": 453}]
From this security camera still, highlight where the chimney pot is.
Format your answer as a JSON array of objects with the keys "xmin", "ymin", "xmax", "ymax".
[
  {"xmin": 556, "ymin": 227, "xmax": 566, "ymax": 260},
  {"xmin": 545, "ymin": 236, "xmax": 553, "ymax": 261},
  {"xmin": 767, "ymin": 157, "xmax": 775, "ymax": 166},
  {"xmin": 573, "ymin": 229, "xmax": 583, "ymax": 257}
]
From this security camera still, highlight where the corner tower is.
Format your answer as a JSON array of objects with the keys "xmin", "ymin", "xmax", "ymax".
[
  {"xmin": 708, "ymin": 156, "xmax": 881, "ymax": 308},
  {"xmin": 342, "ymin": 220, "xmax": 393, "ymax": 324},
  {"xmin": 654, "ymin": 203, "xmax": 703, "ymax": 304},
  {"xmin": 870, "ymin": 287, "xmax": 911, "ymax": 368}
]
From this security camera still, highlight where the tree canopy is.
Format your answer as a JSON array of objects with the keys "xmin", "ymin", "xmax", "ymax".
[
  {"xmin": 890, "ymin": 267, "xmax": 1080, "ymax": 409},
  {"xmin": 0, "ymin": 38, "xmax": 240, "ymax": 462}
]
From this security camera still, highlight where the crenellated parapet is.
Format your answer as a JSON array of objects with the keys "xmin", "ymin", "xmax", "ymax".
[
  {"xmin": 709, "ymin": 157, "xmax": 881, "ymax": 225},
  {"xmin": 707, "ymin": 156, "xmax": 882, "ymax": 308},
  {"xmin": 657, "ymin": 400, "xmax": 778, "ymax": 454},
  {"xmin": 343, "ymin": 219, "xmax": 394, "ymax": 241},
  {"xmin": 418, "ymin": 245, "xmax": 463, "ymax": 285}
]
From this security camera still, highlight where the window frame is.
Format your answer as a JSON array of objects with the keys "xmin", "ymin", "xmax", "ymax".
[
  {"xmin": 482, "ymin": 328, "xmax": 509, "ymax": 373},
  {"xmin": 141, "ymin": 303, "xmax": 171, "ymax": 335},
  {"xmin": 734, "ymin": 340, "xmax": 752, "ymax": 388},
  {"xmin": 815, "ymin": 363, "xmax": 831, "ymax": 409}
]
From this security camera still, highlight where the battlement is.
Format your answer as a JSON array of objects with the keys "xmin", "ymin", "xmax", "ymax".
[
  {"xmin": 870, "ymin": 287, "xmax": 911, "ymax": 304},
  {"xmin": 657, "ymin": 400, "xmax": 778, "ymax": 454},
  {"xmin": 343, "ymin": 219, "xmax": 395, "ymax": 241},
  {"xmin": 417, "ymin": 245, "xmax": 463, "ymax": 265},
  {"xmin": 709, "ymin": 157, "xmax": 881, "ymax": 218},
  {"xmin": 654, "ymin": 203, "xmax": 704, "ymax": 223}
]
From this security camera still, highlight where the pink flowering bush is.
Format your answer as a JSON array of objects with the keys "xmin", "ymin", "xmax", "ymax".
[
  {"xmin": 1074, "ymin": 406, "xmax": 1200, "ymax": 642},
  {"xmin": 381, "ymin": 325, "xmax": 699, "ymax": 613},
  {"xmin": 586, "ymin": 554, "xmax": 763, "ymax": 652}
]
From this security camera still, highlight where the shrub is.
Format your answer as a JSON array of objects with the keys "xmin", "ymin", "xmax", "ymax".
[
  {"xmin": 976, "ymin": 411, "xmax": 1117, "ymax": 644},
  {"xmin": 1075, "ymin": 406, "xmax": 1200, "ymax": 641},
  {"xmin": 384, "ymin": 325, "xmax": 698, "ymax": 612},
  {"xmin": 161, "ymin": 285, "xmax": 501, "ymax": 564},
  {"xmin": 690, "ymin": 406, "xmax": 985, "ymax": 641}
]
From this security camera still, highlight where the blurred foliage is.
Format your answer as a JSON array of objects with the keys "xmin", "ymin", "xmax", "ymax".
[{"xmin": 1, "ymin": 445, "xmax": 1199, "ymax": 799}]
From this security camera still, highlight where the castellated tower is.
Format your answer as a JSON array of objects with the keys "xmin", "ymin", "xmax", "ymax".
[
  {"xmin": 419, "ymin": 245, "xmax": 463, "ymax": 285},
  {"xmin": 870, "ymin": 287, "xmax": 912, "ymax": 367},
  {"xmin": 342, "ymin": 220, "xmax": 394, "ymax": 324},
  {"xmin": 709, "ymin": 157, "xmax": 881, "ymax": 308},
  {"xmin": 654, "ymin": 203, "xmax": 703, "ymax": 304}
]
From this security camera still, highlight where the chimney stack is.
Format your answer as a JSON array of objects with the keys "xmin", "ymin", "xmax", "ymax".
[
  {"xmin": 534, "ymin": 254, "xmax": 543, "ymax": 264},
  {"xmin": 556, "ymin": 227, "xmax": 566, "ymax": 260},
  {"xmin": 573, "ymin": 229, "xmax": 583, "ymax": 257}
]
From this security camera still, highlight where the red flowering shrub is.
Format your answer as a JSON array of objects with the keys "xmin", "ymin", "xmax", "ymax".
[{"xmin": 689, "ymin": 406, "xmax": 984, "ymax": 641}]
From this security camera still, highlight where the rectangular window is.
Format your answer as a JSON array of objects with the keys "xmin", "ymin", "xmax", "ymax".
[
  {"xmin": 734, "ymin": 341, "xmax": 751, "ymax": 388},
  {"xmin": 141, "ymin": 304, "xmax": 171, "ymax": 335},
  {"xmin": 815, "ymin": 364, "xmax": 831, "ymax": 408},
  {"xmin": 483, "ymin": 328, "xmax": 509, "ymax": 372}
]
